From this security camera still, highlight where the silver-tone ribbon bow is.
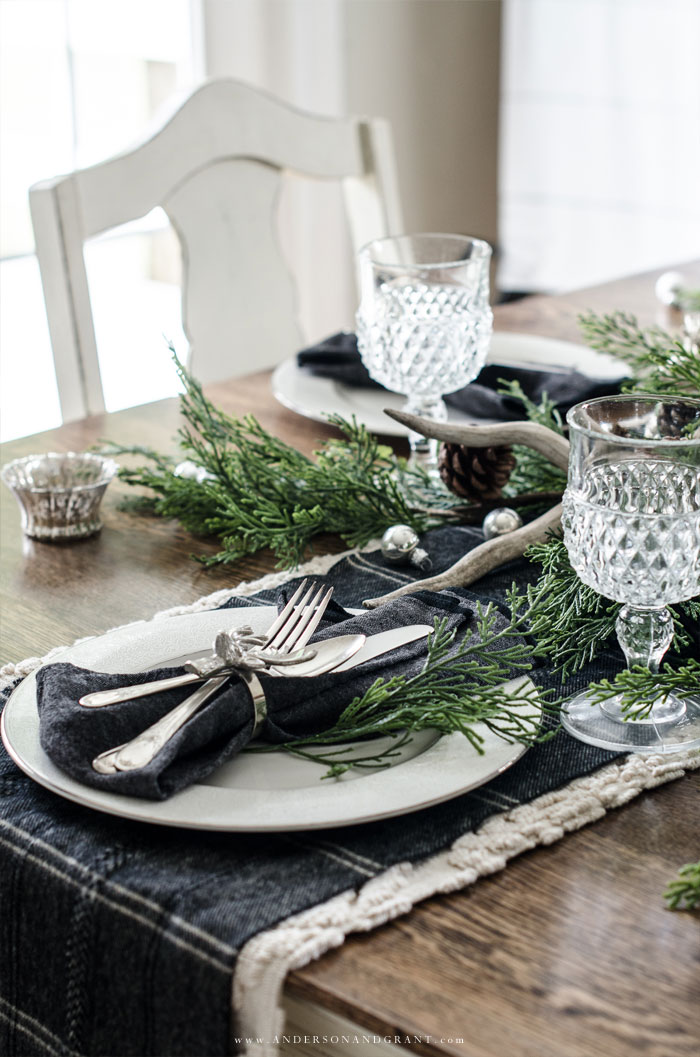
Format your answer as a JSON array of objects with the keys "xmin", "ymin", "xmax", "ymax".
[{"xmin": 184, "ymin": 626, "xmax": 316, "ymax": 678}]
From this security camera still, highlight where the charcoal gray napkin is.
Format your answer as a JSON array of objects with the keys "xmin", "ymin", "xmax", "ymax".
[
  {"xmin": 297, "ymin": 331, "xmax": 625, "ymax": 421},
  {"xmin": 35, "ymin": 589, "xmax": 519, "ymax": 801}
]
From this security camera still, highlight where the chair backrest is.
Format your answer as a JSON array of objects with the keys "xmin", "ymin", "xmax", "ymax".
[{"xmin": 29, "ymin": 78, "xmax": 403, "ymax": 421}]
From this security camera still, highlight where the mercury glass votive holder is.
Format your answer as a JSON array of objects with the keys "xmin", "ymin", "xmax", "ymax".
[{"xmin": 1, "ymin": 452, "xmax": 118, "ymax": 541}]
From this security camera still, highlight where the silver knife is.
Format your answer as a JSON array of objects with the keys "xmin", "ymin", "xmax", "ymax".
[
  {"xmin": 324, "ymin": 623, "xmax": 432, "ymax": 673},
  {"xmin": 80, "ymin": 624, "xmax": 433, "ymax": 708},
  {"xmin": 263, "ymin": 622, "xmax": 433, "ymax": 679}
]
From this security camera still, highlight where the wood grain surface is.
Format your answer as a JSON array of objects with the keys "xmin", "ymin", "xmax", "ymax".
[
  {"xmin": 0, "ymin": 383, "xmax": 351, "ymax": 666},
  {"xmin": 290, "ymin": 776, "xmax": 700, "ymax": 1057},
  {"xmin": 1, "ymin": 261, "xmax": 699, "ymax": 1057}
]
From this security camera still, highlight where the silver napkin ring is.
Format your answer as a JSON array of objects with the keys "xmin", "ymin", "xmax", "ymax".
[{"xmin": 237, "ymin": 669, "xmax": 268, "ymax": 737}]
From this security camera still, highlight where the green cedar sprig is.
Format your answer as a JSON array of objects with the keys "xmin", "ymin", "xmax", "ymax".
[
  {"xmin": 664, "ymin": 862, "xmax": 700, "ymax": 910},
  {"xmin": 256, "ymin": 598, "xmax": 557, "ymax": 777},
  {"xmin": 108, "ymin": 354, "xmax": 461, "ymax": 567},
  {"xmin": 577, "ymin": 309, "xmax": 700, "ymax": 395},
  {"xmin": 522, "ymin": 536, "xmax": 619, "ymax": 677},
  {"xmin": 521, "ymin": 536, "xmax": 699, "ymax": 684},
  {"xmin": 108, "ymin": 353, "xmax": 569, "ymax": 567},
  {"xmin": 497, "ymin": 379, "xmax": 568, "ymax": 499},
  {"xmin": 586, "ymin": 660, "xmax": 700, "ymax": 721}
]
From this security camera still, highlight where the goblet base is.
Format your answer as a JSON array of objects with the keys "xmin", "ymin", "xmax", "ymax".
[{"xmin": 561, "ymin": 690, "xmax": 700, "ymax": 754}]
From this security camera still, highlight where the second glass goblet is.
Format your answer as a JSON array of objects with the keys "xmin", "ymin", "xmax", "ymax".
[
  {"xmin": 561, "ymin": 394, "xmax": 700, "ymax": 753},
  {"xmin": 356, "ymin": 233, "xmax": 493, "ymax": 470}
]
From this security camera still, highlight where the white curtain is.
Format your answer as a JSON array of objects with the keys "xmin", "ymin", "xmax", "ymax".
[
  {"xmin": 499, "ymin": 0, "xmax": 700, "ymax": 293},
  {"xmin": 201, "ymin": 0, "xmax": 353, "ymax": 343},
  {"xmin": 200, "ymin": 0, "xmax": 502, "ymax": 337}
]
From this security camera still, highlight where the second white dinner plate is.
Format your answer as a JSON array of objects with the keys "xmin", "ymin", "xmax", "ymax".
[
  {"xmin": 272, "ymin": 331, "xmax": 625, "ymax": 436},
  {"xmin": 1, "ymin": 607, "xmax": 540, "ymax": 832}
]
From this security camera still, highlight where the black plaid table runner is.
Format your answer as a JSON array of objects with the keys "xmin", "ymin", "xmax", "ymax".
[{"xmin": 0, "ymin": 525, "xmax": 659, "ymax": 1057}]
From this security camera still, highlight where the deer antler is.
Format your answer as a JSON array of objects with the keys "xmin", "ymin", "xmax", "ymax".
[
  {"xmin": 362, "ymin": 409, "xmax": 570, "ymax": 609},
  {"xmin": 386, "ymin": 409, "xmax": 571, "ymax": 470}
]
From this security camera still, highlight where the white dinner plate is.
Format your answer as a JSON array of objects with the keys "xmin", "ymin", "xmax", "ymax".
[
  {"xmin": 272, "ymin": 331, "xmax": 625, "ymax": 436},
  {"xmin": 1, "ymin": 607, "xmax": 539, "ymax": 832}
]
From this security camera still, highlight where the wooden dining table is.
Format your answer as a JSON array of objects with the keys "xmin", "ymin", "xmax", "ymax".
[{"xmin": 1, "ymin": 261, "xmax": 699, "ymax": 1057}]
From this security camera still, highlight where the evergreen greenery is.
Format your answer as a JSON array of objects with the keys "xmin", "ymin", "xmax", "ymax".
[
  {"xmin": 577, "ymin": 309, "xmax": 700, "ymax": 396},
  {"xmin": 586, "ymin": 659, "xmax": 700, "ymax": 721},
  {"xmin": 664, "ymin": 861, "xmax": 700, "ymax": 911},
  {"xmin": 522, "ymin": 536, "xmax": 619, "ymax": 677},
  {"xmin": 107, "ymin": 353, "xmax": 564, "ymax": 568},
  {"xmin": 253, "ymin": 600, "xmax": 557, "ymax": 777},
  {"xmin": 108, "ymin": 355, "xmax": 458, "ymax": 567},
  {"xmin": 521, "ymin": 537, "xmax": 699, "ymax": 685},
  {"xmin": 109, "ymin": 308, "xmax": 697, "ymax": 570},
  {"xmin": 497, "ymin": 379, "xmax": 568, "ymax": 498}
]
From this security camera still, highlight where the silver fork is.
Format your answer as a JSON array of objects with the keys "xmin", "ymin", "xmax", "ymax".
[{"xmin": 92, "ymin": 581, "xmax": 333, "ymax": 774}]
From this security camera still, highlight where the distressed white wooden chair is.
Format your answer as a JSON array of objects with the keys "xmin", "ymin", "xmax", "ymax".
[{"xmin": 29, "ymin": 78, "xmax": 403, "ymax": 422}]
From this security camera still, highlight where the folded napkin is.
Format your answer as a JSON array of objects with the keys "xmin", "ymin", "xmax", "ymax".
[
  {"xmin": 36, "ymin": 589, "xmax": 520, "ymax": 801},
  {"xmin": 297, "ymin": 331, "xmax": 625, "ymax": 422}
]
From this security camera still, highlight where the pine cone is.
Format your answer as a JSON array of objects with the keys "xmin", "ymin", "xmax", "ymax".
[
  {"xmin": 438, "ymin": 443, "xmax": 516, "ymax": 502},
  {"xmin": 655, "ymin": 400, "xmax": 700, "ymax": 439}
]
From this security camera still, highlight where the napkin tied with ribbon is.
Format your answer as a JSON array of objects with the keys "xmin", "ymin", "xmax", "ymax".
[
  {"xmin": 36, "ymin": 589, "xmax": 521, "ymax": 801},
  {"xmin": 297, "ymin": 331, "xmax": 625, "ymax": 421}
]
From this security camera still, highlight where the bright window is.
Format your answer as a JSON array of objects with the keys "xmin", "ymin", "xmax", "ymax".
[{"xmin": 0, "ymin": 0, "xmax": 200, "ymax": 441}]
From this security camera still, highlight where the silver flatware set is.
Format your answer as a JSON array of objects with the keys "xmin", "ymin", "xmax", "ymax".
[{"xmin": 85, "ymin": 579, "xmax": 431, "ymax": 775}]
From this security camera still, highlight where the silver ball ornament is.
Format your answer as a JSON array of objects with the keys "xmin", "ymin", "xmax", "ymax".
[
  {"xmin": 655, "ymin": 270, "xmax": 685, "ymax": 308},
  {"xmin": 683, "ymin": 309, "xmax": 700, "ymax": 352},
  {"xmin": 174, "ymin": 460, "xmax": 216, "ymax": 483},
  {"xmin": 482, "ymin": 507, "xmax": 523, "ymax": 540},
  {"xmin": 381, "ymin": 524, "xmax": 432, "ymax": 571},
  {"xmin": 174, "ymin": 460, "xmax": 200, "ymax": 480}
]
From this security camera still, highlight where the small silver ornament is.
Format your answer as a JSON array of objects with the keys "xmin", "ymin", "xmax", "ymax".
[
  {"xmin": 655, "ymin": 270, "xmax": 685, "ymax": 308},
  {"xmin": 381, "ymin": 524, "xmax": 432, "ymax": 571},
  {"xmin": 174, "ymin": 460, "xmax": 216, "ymax": 483},
  {"xmin": 173, "ymin": 460, "xmax": 199, "ymax": 480},
  {"xmin": 683, "ymin": 310, "xmax": 700, "ymax": 354},
  {"xmin": 482, "ymin": 507, "xmax": 523, "ymax": 540}
]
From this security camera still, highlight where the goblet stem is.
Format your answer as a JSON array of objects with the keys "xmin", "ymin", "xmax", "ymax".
[
  {"xmin": 404, "ymin": 395, "xmax": 447, "ymax": 474},
  {"xmin": 615, "ymin": 605, "xmax": 674, "ymax": 673},
  {"xmin": 599, "ymin": 605, "xmax": 685, "ymax": 725}
]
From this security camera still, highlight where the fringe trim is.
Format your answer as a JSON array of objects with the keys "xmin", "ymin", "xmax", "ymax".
[{"xmin": 233, "ymin": 746, "xmax": 700, "ymax": 1057}]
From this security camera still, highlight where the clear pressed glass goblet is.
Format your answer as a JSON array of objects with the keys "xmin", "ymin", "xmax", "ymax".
[
  {"xmin": 561, "ymin": 395, "xmax": 700, "ymax": 753},
  {"xmin": 356, "ymin": 233, "xmax": 493, "ymax": 470}
]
